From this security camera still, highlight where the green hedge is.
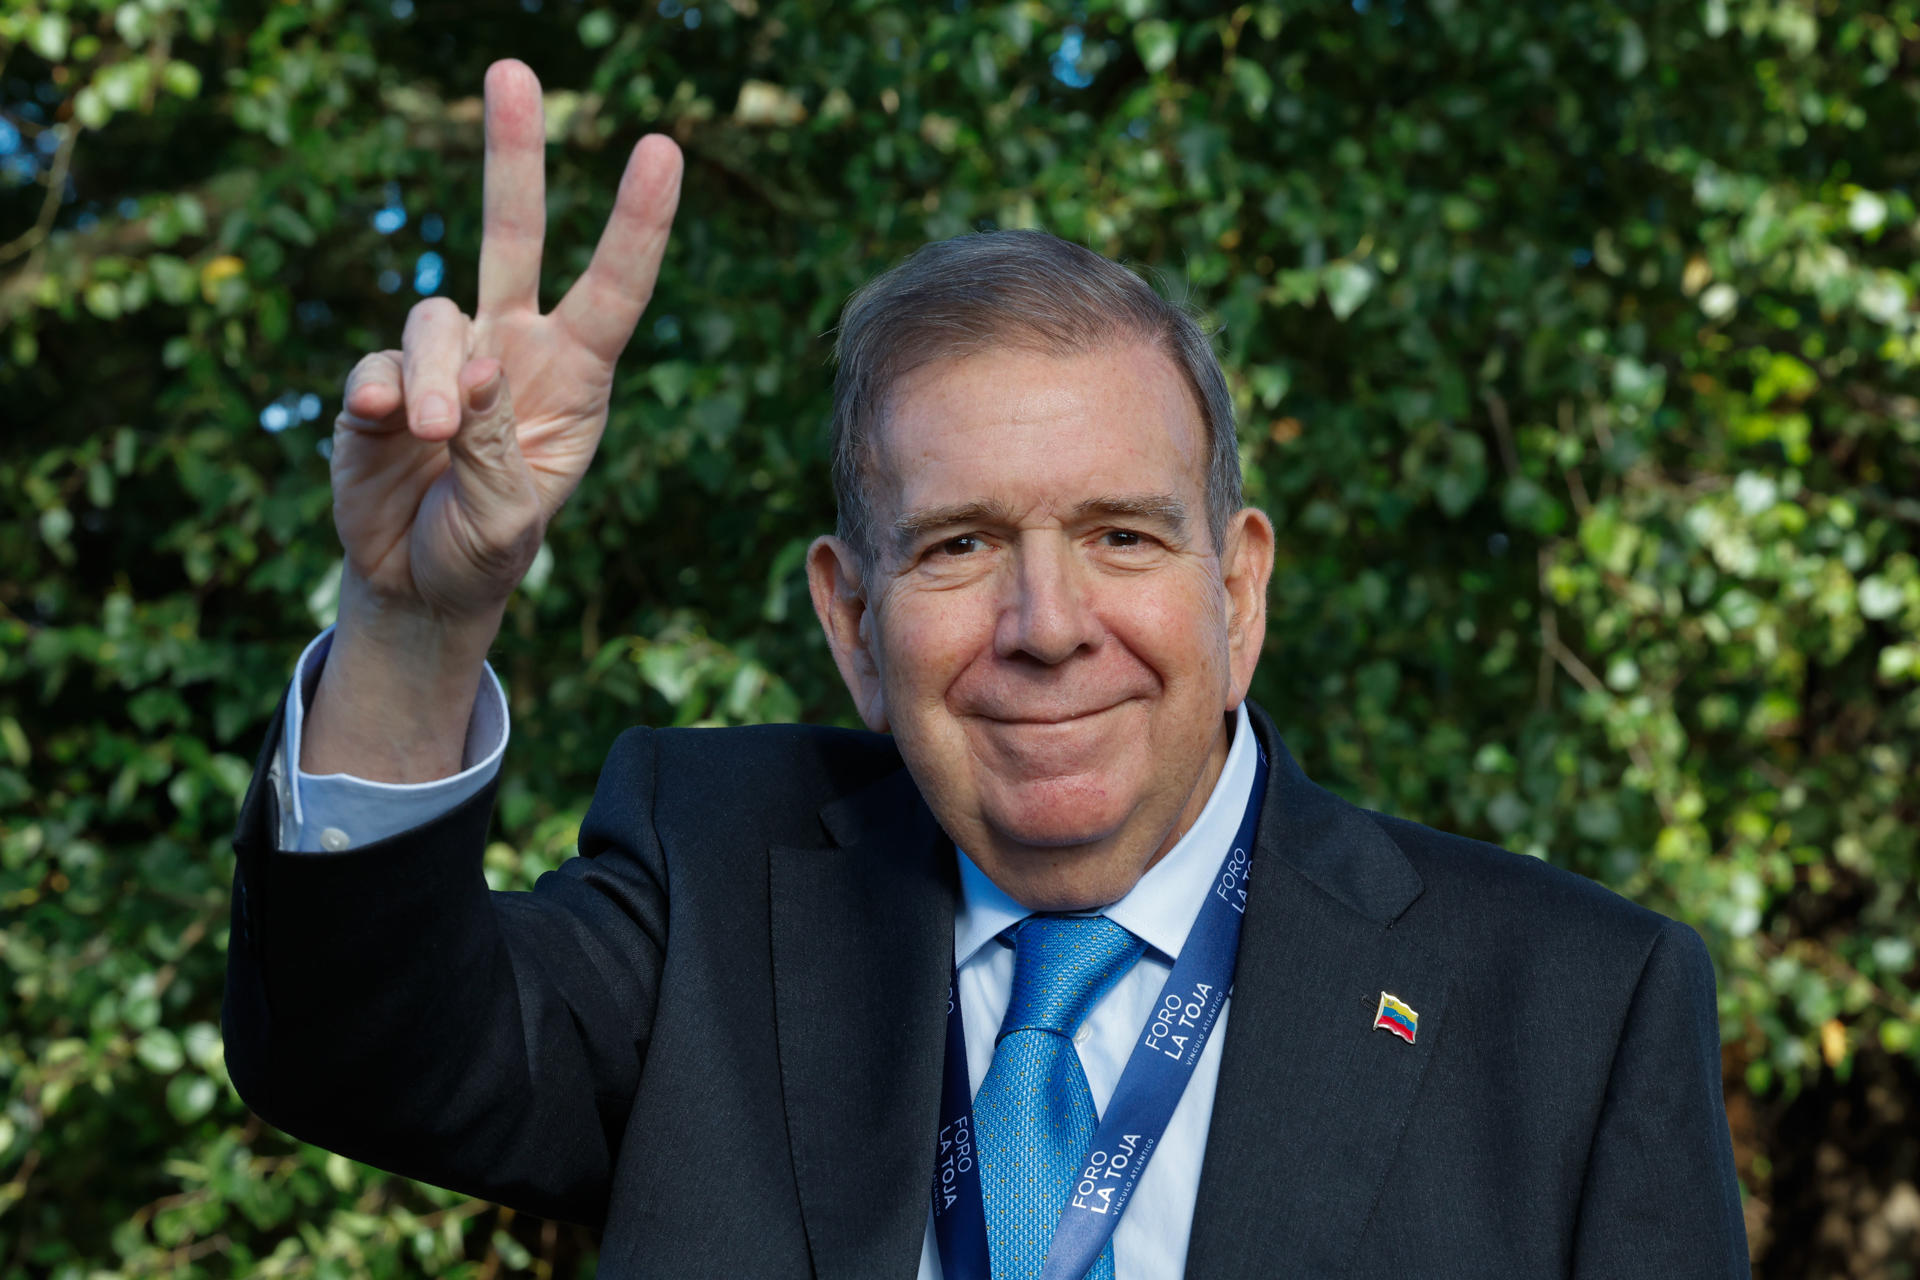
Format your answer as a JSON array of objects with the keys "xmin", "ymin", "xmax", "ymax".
[{"xmin": 2, "ymin": 0, "xmax": 1916, "ymax": 1274}]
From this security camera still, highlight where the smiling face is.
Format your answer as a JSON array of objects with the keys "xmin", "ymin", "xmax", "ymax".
[{"xmin": 807, "ymin": 341, "xmax": 1274, "ymax": 910}]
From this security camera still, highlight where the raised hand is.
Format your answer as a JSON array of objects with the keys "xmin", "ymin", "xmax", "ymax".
[
  {"xmin": 331, "ymin": 58, "xmax": 683, "ymax": 622},
  {"xmin": 301, "ymin": 59, "xmax": 681, "ymax": 781}
]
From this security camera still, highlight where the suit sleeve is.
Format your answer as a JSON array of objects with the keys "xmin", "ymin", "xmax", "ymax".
[
  {"xmin": 1570, "ymin": 919, "xmax": 1750, "ymax": 1278},
  {"xmin": 222, "ymin": 693, "xmax": 670, "ymax": 1229}
]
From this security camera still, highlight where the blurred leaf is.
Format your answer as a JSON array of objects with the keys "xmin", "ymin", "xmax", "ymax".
[
  {"xmin": 1134, "ymin": 20, "xmax": 1176, "ymax": 74},
  {"xmin": 137, "ymin": 1027, "xmax": 185, "ymax": 1074},
  {"xmin": 1323, "ymin": 262, "xmax": 1374, "ymax": 320},
  {"xmin": 579, "ymin": 9, "xmax": 617, "ymax": 48},
  {"xmin": 161, "ymin": 60, "xmax": 203, "ymax": 99},
  {"xmin": 29, "ymin": 12, "xmax": 70, "ymax": 61}
]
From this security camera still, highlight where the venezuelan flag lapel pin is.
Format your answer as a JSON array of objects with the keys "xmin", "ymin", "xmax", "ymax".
[{"xmin": 1373, "ymin": 991, "xmax": 1419, "ymax": 1044}]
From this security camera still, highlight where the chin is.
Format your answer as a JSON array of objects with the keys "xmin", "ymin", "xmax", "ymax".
[
  {"xmin": 984, "ymin": 775, "xmax": 1135, "ymax": 850},
  {"xmin": 957, "ymin": 776, "xmax": 1173, "ymax": 911}
]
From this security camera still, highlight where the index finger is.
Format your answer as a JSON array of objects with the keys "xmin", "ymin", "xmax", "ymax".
[
  {"xmin": 551, "ymin": 133, "xmax": 684, "ymax": 363},
  {"xmin": 477, "ymin": 59, "xmax": 547, "ymax": 316}
]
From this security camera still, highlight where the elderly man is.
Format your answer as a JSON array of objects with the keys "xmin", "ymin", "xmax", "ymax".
[{"xmin": 223, "ymin": 60, "xmax": 1748, "ymax": 1278}]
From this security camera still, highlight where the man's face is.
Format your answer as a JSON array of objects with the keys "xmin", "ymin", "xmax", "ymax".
[{"xmin": 808, "ymin": 341, "xmax": 1273, "ymax": 910}]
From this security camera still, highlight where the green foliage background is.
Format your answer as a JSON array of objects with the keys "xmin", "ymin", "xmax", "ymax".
[{"xmin": 3, "ymin": 0, "xmax": 1918, "ymax": 1274}]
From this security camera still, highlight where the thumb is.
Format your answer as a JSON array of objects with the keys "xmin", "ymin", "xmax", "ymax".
[
  {"xmin": 447, "ymin": 358, "xmax": 533, "ymax": 512},
  {"xmin": 447, "ymin": 358, "xmax": 541, "ymax": 545}
]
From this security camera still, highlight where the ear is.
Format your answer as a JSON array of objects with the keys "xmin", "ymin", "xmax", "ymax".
[
  {"xmin": 1219, "ymin": 507, "xmax": 1275, "ymax": 706},
  {"xmin": 806, "ymin": 535, "xmax": 890, "ymax": 732}
]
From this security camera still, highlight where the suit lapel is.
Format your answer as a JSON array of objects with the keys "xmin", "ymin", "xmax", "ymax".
[
  {"xmin": 1186, "ymin": 709, "xmax": 1451, "ymax": 1279},
  {"xmin": 770, "ymin": 765, "xmax": 956, "ymax": 1279}
]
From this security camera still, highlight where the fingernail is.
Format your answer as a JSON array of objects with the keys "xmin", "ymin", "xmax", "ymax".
[
  {"xmin": 417, "ymin": 394, "xmax": 453, "ymax": 429},
  {"xmin": 468, "ymin": 371, "xmax": 500, "ymax": 414}
]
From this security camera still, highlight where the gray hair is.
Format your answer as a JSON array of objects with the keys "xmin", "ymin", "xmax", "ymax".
[{"xmin": 829, "ymin": 229, "xmax": 1241, "ymax": 566}]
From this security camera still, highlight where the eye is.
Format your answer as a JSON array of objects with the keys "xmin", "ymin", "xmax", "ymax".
[
  {"xmin": 936, "ymin": 534, "xmax": 983, "ymax": 556},
  {"xmin": 1100, "ymin": 529, "xmax": 1147, "ymax": 548}
]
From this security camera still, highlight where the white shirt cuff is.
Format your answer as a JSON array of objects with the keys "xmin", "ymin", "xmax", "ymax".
[{"xmin": 270, "ymin": 626, "xmax": 508, "ymax": 853}]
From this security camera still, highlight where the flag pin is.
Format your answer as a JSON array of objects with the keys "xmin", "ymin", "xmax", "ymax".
[{"xmin": 1373, "ymin": 991, "xmax": 1418, "ymax": 1044}]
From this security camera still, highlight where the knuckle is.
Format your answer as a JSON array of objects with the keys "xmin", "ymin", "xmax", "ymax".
[{"xmin": 405, "ymin": 296, "xmax": 465, "ymax": 330}]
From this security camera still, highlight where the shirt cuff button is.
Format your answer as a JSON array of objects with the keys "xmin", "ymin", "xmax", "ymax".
[{"xmin": 318, "ymin": 826, "xmax": 351, "ymax": 852}]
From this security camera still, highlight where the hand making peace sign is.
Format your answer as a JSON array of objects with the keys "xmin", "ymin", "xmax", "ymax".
[{"xmin": 329, "ymin": 59, "xmax": 683, "ymax": 624}]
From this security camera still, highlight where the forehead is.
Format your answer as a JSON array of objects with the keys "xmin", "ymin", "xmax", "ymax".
[{"xmin": 871, "ymin": 342, "xmax": 1209, "ymax": 520}]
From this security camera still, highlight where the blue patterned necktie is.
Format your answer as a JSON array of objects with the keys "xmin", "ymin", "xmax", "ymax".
[{"xmin": 974, "ymin": 914, "xmax": 1147, "ymax": 1280}]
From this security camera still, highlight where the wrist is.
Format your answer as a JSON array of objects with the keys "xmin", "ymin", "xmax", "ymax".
[
  {"xmin": 333, "ymin": 568, "xmax": 506, "ymax": 669},
  {"xmin": 299, "ymin": 572, "xmax": 504, "ymax": 782}
]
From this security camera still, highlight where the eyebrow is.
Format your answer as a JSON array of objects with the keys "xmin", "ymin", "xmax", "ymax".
[{"xmin": 888, "ymin": 492, "xmax": 1192, "ymax": 551}]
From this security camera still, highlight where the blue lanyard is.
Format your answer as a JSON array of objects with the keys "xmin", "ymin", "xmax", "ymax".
[{"xmin": 932, "ymin": 746, "xmax": 1269, "ymax": 1280}]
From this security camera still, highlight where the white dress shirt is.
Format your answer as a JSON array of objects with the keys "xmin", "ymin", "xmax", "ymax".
[
  {"xmin": 269, "ymin": 628, "xmax": 506, "ymax": 852},
  {"xmin": 275, "ymin": 630, "xmax": 1256, "ymax": 1279}
]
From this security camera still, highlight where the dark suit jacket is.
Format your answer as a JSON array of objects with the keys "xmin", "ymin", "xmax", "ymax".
[{"xmin": 223, "ymin": 698, "xmax": 1748, "ymax": 1277}]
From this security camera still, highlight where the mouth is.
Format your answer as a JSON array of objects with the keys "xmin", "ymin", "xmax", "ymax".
[{"xmin": 972, "ymin": 699, "xmax": 1132, "ymax": 727}]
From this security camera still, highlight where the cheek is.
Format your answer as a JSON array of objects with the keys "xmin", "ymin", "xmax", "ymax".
[
  {"xmin": 1108, "ymin": 579, "xmax": 1231, "ymax": 676},
  {"xmin": 876, "ymin": 591, "xmax": 996, "ymax": 701}
]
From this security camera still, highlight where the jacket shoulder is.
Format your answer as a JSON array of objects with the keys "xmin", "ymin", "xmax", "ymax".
[{"xmin": 1369, "ymin": 811, "xmax": 1683, "ymax": 966}]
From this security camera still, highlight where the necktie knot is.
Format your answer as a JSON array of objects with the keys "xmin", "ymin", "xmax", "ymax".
[{"xmin": 999, "ymin": 914, "xmax": 1144, "ymax": 1041}]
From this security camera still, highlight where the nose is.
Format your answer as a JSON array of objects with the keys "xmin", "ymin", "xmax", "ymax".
[{"xmin": 994, "ymin": 533, "xmax": 1102, "ymax": 665}]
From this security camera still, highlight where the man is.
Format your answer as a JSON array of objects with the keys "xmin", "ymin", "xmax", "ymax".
[{"xmin": 223, "ymin": 59, "xmax": 1749, "ymax": 1277}]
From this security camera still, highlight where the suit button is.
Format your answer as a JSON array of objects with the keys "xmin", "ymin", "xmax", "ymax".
[{"xmin": 318, "ymin": 827, "xmax": 351, "ymax": 851}]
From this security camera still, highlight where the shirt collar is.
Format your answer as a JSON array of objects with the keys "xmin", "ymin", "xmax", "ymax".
[{"xmin": 952, "ymin": 702, "xmax": 1258, "ymax": 966}]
